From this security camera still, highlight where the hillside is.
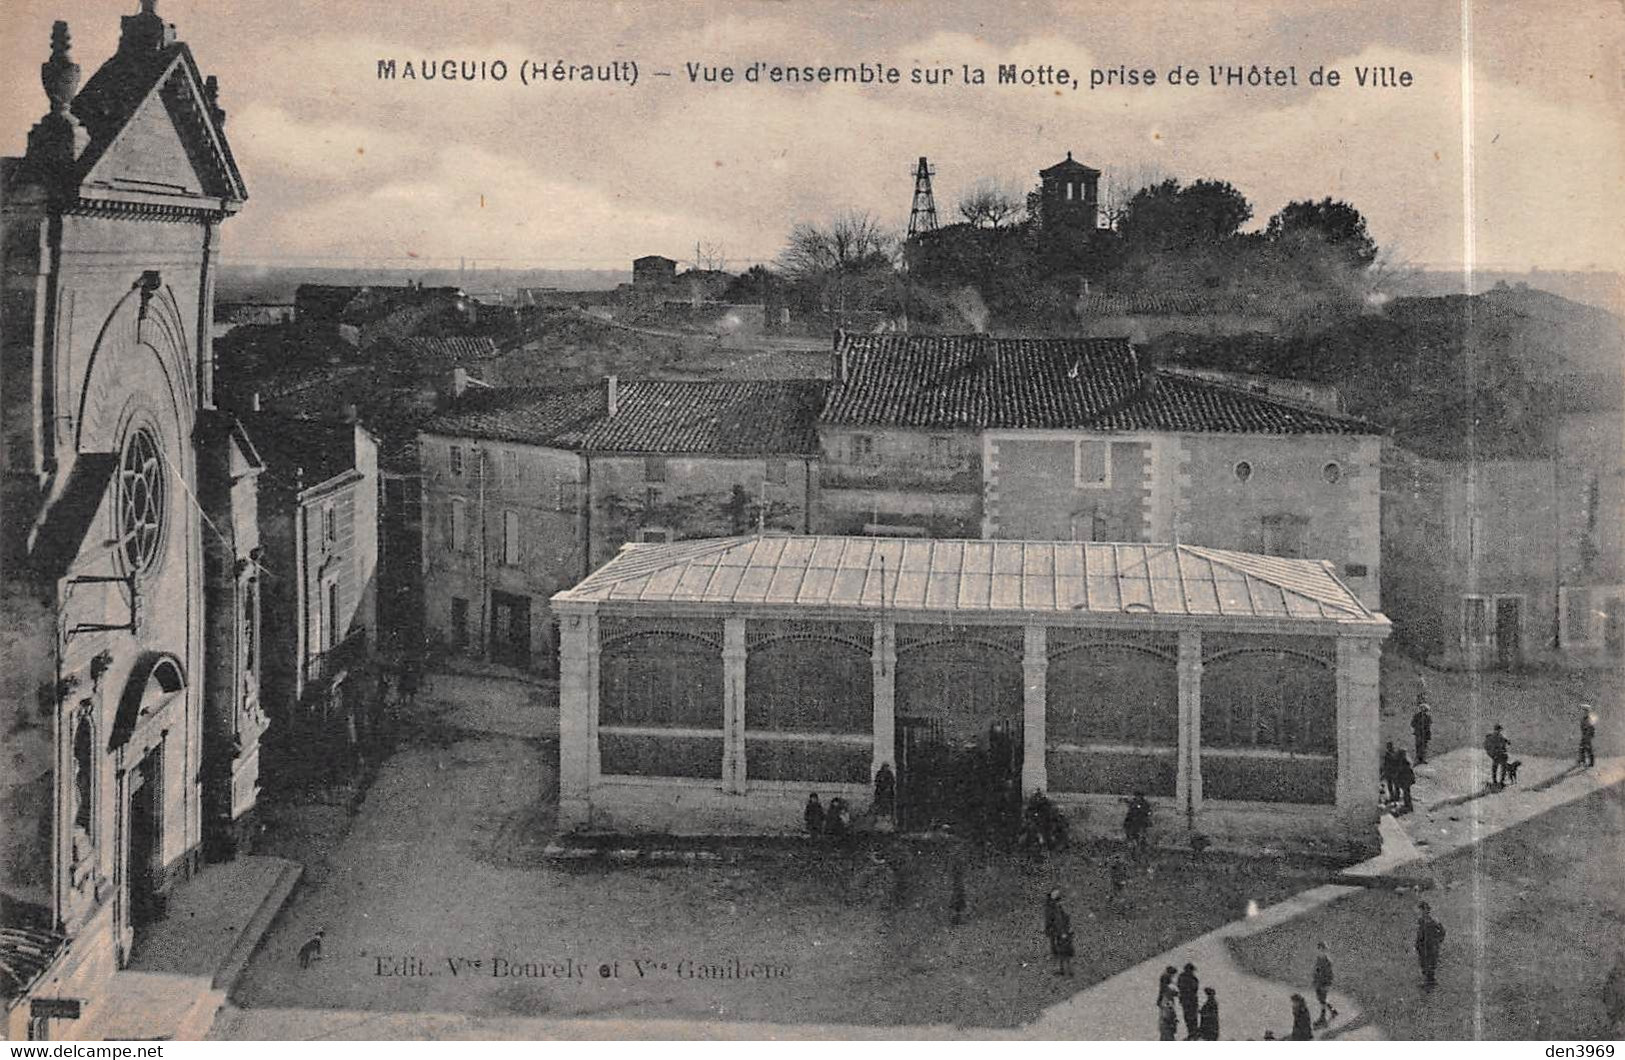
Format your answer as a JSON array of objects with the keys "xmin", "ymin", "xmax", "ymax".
[{"xmin": 1150, "ymin": 288, "xmax": 1624, "ymax": 459}]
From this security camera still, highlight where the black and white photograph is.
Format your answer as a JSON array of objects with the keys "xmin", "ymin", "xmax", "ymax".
[{"xmin": 0, "ymin": 0, "xmax": 1621, "ymax": 1044}]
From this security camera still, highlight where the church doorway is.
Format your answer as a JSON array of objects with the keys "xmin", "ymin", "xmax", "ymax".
[{"xmin": 126, "ymin": 747, "xmax": 163, "ymax": 929}]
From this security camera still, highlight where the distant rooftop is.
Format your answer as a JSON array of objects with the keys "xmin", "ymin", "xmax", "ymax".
[{"xmin": 554, "ymin": 534, "xmax": 1387, "ymax": 629}]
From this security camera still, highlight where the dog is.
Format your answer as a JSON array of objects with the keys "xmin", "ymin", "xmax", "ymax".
[
  {"xmin": 298, "ymin": 929, "xmax": 325, "ymax": 969},
  {"xmin": 1504, "ymin": 759, "xmax": 1522, "ymax": 784}
]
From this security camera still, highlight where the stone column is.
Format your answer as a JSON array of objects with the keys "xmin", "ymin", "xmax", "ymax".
[
  {"xmin": 872, "ymin": 620, "xmax": 896, "ymax": 778},
  {"xmin": 723, "ymin": 618, "xmax": 747, "ymax": 794},
  {"xmin": 557, "ymin": 611, "xmax": 596, "ymax": 827},
  {"xmin": 1175, "ymin": 630, "xmax": 1203, "ymax": 827},
  {"xmin": 1022, "ymin": 624, "xmax": 1047, "ymax": 795},
  {"xmin": 1336, "ymin": 636, "xmax": 1382, "ymax": 828}
]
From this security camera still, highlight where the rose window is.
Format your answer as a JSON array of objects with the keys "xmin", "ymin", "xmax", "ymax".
[{"xmin": 118, "ymin": 428, "xmax": 166, "ymax": 575}]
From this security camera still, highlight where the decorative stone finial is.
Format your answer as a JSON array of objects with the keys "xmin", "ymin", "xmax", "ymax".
[
  {"xmin": 140, "ymin": 0, "xmax": 158, "ymax": 14},
  {"xmin": 42, "ymin": 22, "xmax": 80, "ymax": 117},
  {"xmin": 120, "ymin": 0, "xmax": 176, "ymax": 53},
  {"xmin": 204, "ymin": 75, "xmax": 226, "ymax": 128}
]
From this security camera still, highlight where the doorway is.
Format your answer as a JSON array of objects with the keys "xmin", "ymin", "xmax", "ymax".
[
  {"xmin": 894, "ymin": 717, "xmax": 1021, "ymax": 833},
  {"xmin": 490, "ymin": 592, "xmax": 532, "ymax": 669},
  {"xmin": 126, "ymin": 747, "xmax": 163, "ymax": 929},
  {"xmin": 1495, "ymin": 597, "xmax": 1522, "ymax": 669}
]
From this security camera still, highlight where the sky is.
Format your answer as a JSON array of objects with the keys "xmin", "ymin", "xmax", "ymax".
[{"xmin": 3, "ymin": 0, "xmax": 1622, "ymax": 273}]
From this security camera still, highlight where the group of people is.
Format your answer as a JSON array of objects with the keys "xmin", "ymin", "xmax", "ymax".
[
  {"xmin": 1380, "ymin": 741, "xmax": 1417, "ymax": 811},
  {"xmin": 803, "ymin": 792, "xmax": 851, "ymax": 838},
  {"xmin": 1156, "ymin": 963, "xmax": 1220, "ymax": 1040},
  {"xmin": 1019, "ymin": 789, "xmax": 1071, "ymax": 852}
]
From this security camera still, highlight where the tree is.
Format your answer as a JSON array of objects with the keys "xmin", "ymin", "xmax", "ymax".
[
  {"xmin": 1265, "ymin": 198, "xmax": 1378, "ymax": 270},
  {"xmin": 956, "ymin": 179, "xmax": 1023, "ymax": 229},
  {"xmin": 1119, "ymin": 178, "xmax": 1252, "ymax": 252},
  {"xmin": 1098, "ymin": 161, "xmax": 1169, "ymax": 231},
  {"xmin": 777, "ymin": 210, "xmax": 898, "ymax": 322}
]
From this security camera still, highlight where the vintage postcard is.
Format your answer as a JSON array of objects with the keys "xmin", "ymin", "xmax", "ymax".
[{"xmin": 0, "ymin": 0, "xmax": 1621, "ymax": 1045}]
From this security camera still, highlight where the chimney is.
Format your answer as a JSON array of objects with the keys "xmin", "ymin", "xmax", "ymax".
[
  {"xmin": 606, "ymin": 374, "xmax": 619, "ymax": 417},
  {"xmin": 342, "ymin": 403, "xmax": 359, "ymax": 424},
  {"xmin": 249, "ymin": 391, "xmax": 261, "ymax": 412}
]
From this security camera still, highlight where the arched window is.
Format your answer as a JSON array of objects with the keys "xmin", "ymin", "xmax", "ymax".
[{"xmin": 118, "ymin": 427, "xmax": 166, "ymax": 575}]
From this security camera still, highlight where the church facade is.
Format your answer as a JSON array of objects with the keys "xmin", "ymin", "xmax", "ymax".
[{"xmin": 1, "ymin": 0, "xmax": 252, "ymax": 1027}]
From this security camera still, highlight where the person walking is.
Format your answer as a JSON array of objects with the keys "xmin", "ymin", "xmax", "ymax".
[
  {"xmin": 1198, "ymin": 986, "xmax": 1220, "ymax": 1041},
  {"xmin": 1177, "ymin": 962, "xmax": 1201, "ymax": 1038},
  {"xmin": 804, "ymin": 792, "xmax": 825, "ymax": 836},
  {"xmin": 1312, "ymin": 941, "xmax": 1339, "ymax": 1027},
  {"xmin": 1412, "ymin": 697, "xmax": 1433, "ymax": 764},
  {"xmin": 1157, "ymin": 965, "xmax": 1178, "ymax": 1009},
  {"xmin": 1158, "ymin": 985, "xmax": 1180, "ymax": 1040},
  {"xmin": 1579, "ymin": 707, "xmax": 1597, "ymax": 768},
  {"xmin": 1044, "ymin": 889, "xmax": 1074, "ymax": 977},
  {"xmin": 873, "ymin": 761, "xmax": 897, "ymax": 820},
  {"xmin": 1416, "ymin": 900, "xmax": 1446, "ymax": 990},
  {"xmin": 1287, "ymin": 993, "xmax": 1315, "ymax": 1039},
  {"xmin": 1394, "ymin": 750, "xmax": 1416, "ymax": 813},
  {"xmin": 1484, "ymin": 724, "xmax": 1511, "ymax": 787}
]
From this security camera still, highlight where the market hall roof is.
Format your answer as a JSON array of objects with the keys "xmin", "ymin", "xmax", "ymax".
[
  {"xmin": 423, "ymin": 379, "xmax": 828, "ymax": 456},
  {"xmin": 823, "ymin": 334, "xmax": 1379, "ymax": 435},
  {"xmin": 553, "ymin": 535, "xmax": 1389, "ymax": 629}
]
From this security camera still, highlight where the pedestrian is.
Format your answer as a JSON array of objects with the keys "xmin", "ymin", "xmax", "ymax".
[
  {"xmin": 826, "ymin": 796, "xmax": 850, "ymax": 838},
  {"xmin": 1177, "ymin": 962, "xmax": 1201, "ymax": 1039},
  {"xmin": 1157, "ymin": 964, "xmax": 1178, "ymax": 1008},
  {"xmin": 1381, "ymin": 741, "xmax": 1400, "ymax": 802},
  {"xmin": 1415, "ymin": 900, "xmax": 1446, "ymax": 990},
  {"xmin": 874, "ymin": 761, "xmax": 897, "ymax": 820},
  {"xmin": 1412, "ymin": 696, "xmax": 1433, "ymax": 764},
  {"xmin": 1044, "ymin": 889, "xmax": 1074, "ymax": 977},
  {"xmin": 1198, "ymin": 986, "xmax": 1220, "ymax": 1041},
  {"xmin": 1579, "ymin": 707, "xmax": 1597, "ymax": 768},
  {"xmin": 1312, "ymin": 940, "xmax": 1339, "ymax": 1027},
  {"xmin": 1287, "ymin": 993, "xmax": 1314, "ymax": 1040},
  {"xmin": 1158, "ymin": 985, "xmax": 1180, "ymax": 1040},
  {"xmin": 1394, "ymin": 750, "xmax": 1416, "ymax": 813},
  {"xmin": 1124, "ymin": 792, "xmax": 1152, "ymax": 855},
  {"xmin": 1484, "ymin": 724, "xmax": 1511, "ymax": 787},
  {"xmin": 804, "ymin": 792, "xmax": 825, "ymax": 836}
]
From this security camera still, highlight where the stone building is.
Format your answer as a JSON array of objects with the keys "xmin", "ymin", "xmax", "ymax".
[
  {"xmin": 239, "ymin": 413, "xmax": 381, "ymax": 784},
  {"xmin": 1382, "ymin": 408, "xmax": 1624, "ymax": 668},
  {"xmin": 553, "ymin": 535, "xmax": 1389, "ymax": 855},
  {"xmin": 0, "ymin": 0, "xmax": 248, "ymax": 1031},
  {"xmin": 418, "ymin": 378, "xmax": 824, "ymax": 671},
  {"xmin": 817, "ymin": 334, "xmax": 1384, "ymax": 609},
  {"xmin": 631, "ymin": 254, "xmax": 677, "ymax": 290}
]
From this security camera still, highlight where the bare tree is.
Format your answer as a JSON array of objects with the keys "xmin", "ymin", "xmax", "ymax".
[
  {"xmin": 956, "ymin": 179, "xmax": 1023, "ymax": 229},
  {"xmin": 778, "ymin": 210, "xmax": 897, "ymax": 280},
  {"xmin": 691, "ymin": 240, "xmax": 729, "ymax": 272}
]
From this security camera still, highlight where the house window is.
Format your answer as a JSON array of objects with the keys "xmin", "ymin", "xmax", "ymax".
[
  {"xmin": 639, "ymin": 527, "xmax": 674, "ymax": 544},
  {"xmin": 850, "ymin": 434, "xmax": 877, "ymax": 465},
  {"xmin": 450, "ymin": 597, "xmax": 470, "ymax": 649},
  {"xmin": 503, "ymin": 510, "xmax": 521, "ymax": 566},
  {"xmin": 1234, "ymin": 461, "xmax": 1253, "ymax": 483},
  {"xmin": 322, "ymin": 503, "xmax": 337, "ymax": 547},
  {"xmin": 73, "ymin": 716, "xmax": 93, "ymax": 835},
  {"xmin": 1322, "ymin": 462, "xmax": 1343, "ymax": 484},
  {"xmin": 1261, "ymin": 513, "xmax": 1309, "ymax": 558},
  {"xmin": 644, "ymin": 455, "xmax": 668, "ymax": 482},
  {"xmin": 644, "ymin": 486, "xmax": 663, "ymax": 510},
  {"xmin": 324, "ymin": 580, "xmax": 341, "ymax": 651},
  {"xmin": 1461, "ymin": 595, "xmax": 1491, "ymax": 648},
  {"xmin": 450, "ymin": 498, "xmax": 467, "ymax": 552},
  {"xmin": 243, "ymin": 579, "xmax": 258, "ymax": 674},
  {"xmin": 449, "ymin": 445, "xmax": 465, "ymax": 476},
  {"xmin": 555, "ymin": 481, "xmax": 580, "ymax": 512},
  {"xmin": 504, "ymin": 449, "xmax": 521, "ymax": 482},
  {"xmin": 1074, "ymin": 440, "xmax": 1110, "ymax": 488},
  {"xmin": 765, "ymin": 458, "xmax": 788, "ymax": 486},
  {"xmin": 1564, "ymin": 588, "xmax": 1594, "ymax": 645}
]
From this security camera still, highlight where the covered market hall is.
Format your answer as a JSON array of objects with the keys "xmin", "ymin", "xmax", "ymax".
[{"xmin": 552, "ymin": 535, "xmax": 1390, "ymax": 854}]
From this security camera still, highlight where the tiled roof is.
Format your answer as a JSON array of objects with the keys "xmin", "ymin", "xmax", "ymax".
[
  {"xmin": 824, "ymin": 335, "xmax": 1143, "ymax": 429},
  {"xmin": 824, "ymin": 333, "xmax": 1377, "ymax": 435},
  {"xmin": 396, "ymin": 336, "xmax": 499, "ymax": 367},
  {"xmin": 425, "ymin": 380, "xmax": 827, "ymax": 456},
  {"xmin": 0, "ymin": 926, "xmax": 64, "ymax": 1002},
  {"xmin": 554, "ymin": 535, "xmax": 1387, "ymax": 628},
  {"xmin": 1089, "ymin": 373, "xmax": 1378, "ymax": 435}
]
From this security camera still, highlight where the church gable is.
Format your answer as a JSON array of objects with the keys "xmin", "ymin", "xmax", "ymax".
[
  {"xmin": 81, "ymin": 78, "xmax": 205, "ymax": 196},
  {"xmin": 77, "ymin": 55, "xmax": 244, "ymax": 204}
]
